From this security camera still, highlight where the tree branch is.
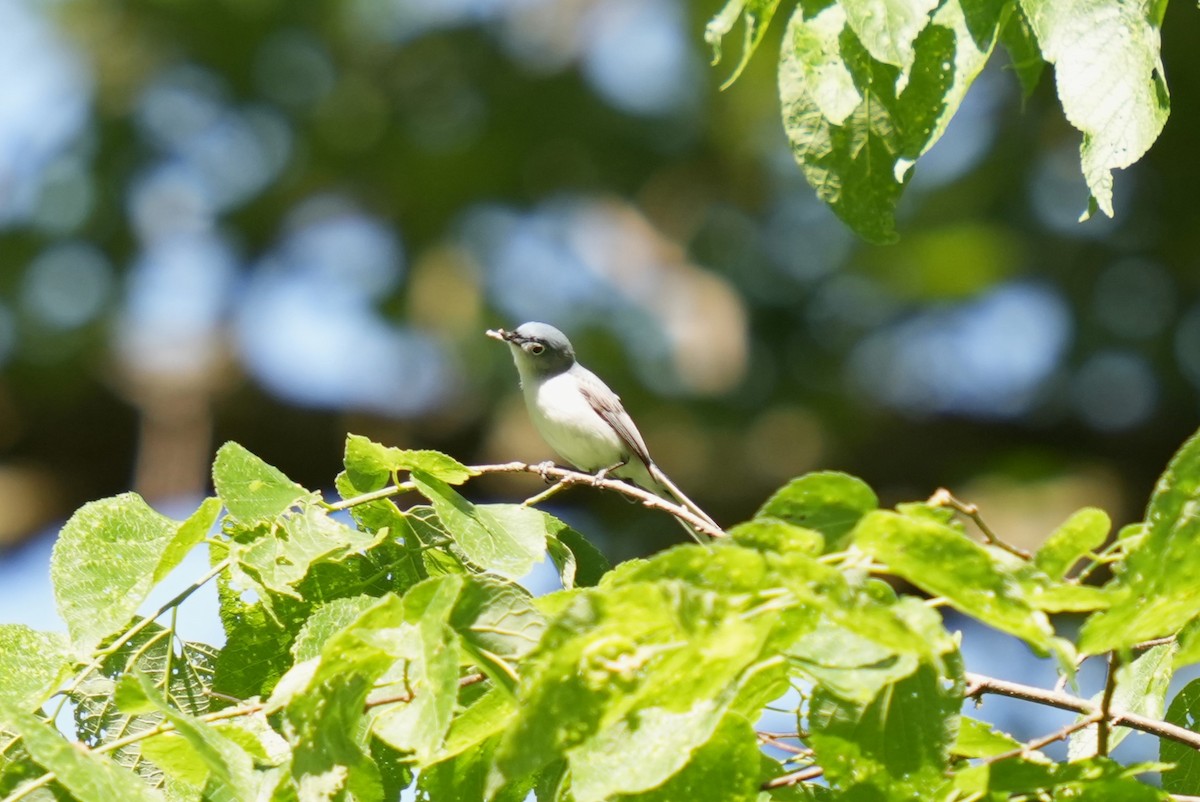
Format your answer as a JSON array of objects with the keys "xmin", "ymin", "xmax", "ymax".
[
  {"xmin": 965, "ymin": 671, "xmax": 1200, "ymax": 751},
  {"xmin": 331, "ymin": 461, "xmax": 726, "ymax": 540}
]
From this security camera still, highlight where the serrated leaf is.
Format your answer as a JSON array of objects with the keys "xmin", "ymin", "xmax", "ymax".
[
  {"xmin": 1020, "ymin": 0, "xmax": 1169, "ymax": 219},
  {"xmin": 705, "ymin": 0, "xmax": 783, "ymax": 88},
  {"xmin": 954, "ymin": 717, "xmax": 1022, "ymax": 759},
  {"xmin": 212, "ymin": 442, "xmax": 309, "ymax": 524},
  {"xmin": 1068, "ymin": 643, "xmax": 1175, "ymax": 759},
  {"xmin": 621, "ymin": 715, "xmax": 763, "ymax": 802},
  {"xmin": 0, "ymin": 625, "xmax": 71, "ymax": 708},
  {"xmin": 756, "ymin": 472, "xmax": 877, "ymax": 550},
  {"xmin": 1162, "ymin": 677, "xmax": 1200, "ymax": 793},
  {"xmin": 51, "ymin": 493, "xmax": 182, "ymax": 653},
  {"xmin": 1081, "ymin": 428, "xmax": 1200, "ymax": 653},
  {"xmin": 0, "ymin": 703, "xmax": 167, "ymax": 802},
  {"xmin": 412, "ymin": 472, "xmax": 546, "ymax": 579},
  {"xmin": 434, "ymin": 686, "xmax": 516, "ymax": 763},
  {"xmin": 809, "ymin": 661, "xmax": 959, "ymax": 796},
  {"xmin": 779, "ymin": 0, "xmax": 1005, "ymax": 243},
  {"xmin": 1035, "ymin": 507, "xmax": 1110, "ymax": 580},
  {"xmin": 854, "ymin": 510, "xmax": 1055, "ymax": 651}
]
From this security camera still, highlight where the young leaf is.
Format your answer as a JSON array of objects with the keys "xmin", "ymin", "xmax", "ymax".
[
  {"xmin": 853, "ymin": 510, "xmax": 1055, "ymax": 651},
  {"xmin": 51, "ymin": 493, "xmax": 183, "ymax": 653},
  {"xmin": 156, "ymin": 497, "xmax": 222, "ymax": 583},
  {"xmin": 755, "ymin": 472, "xmax": 877, "ymax": 550},
  {"xmin": 412, "ymin": 471, "xmax": 546, "ymax": 579},
  {"xmin": 1162, "ymin": 678, "xmax": 1200, "ymax": 794},
  {"xmin": 544, "ymin": 516, "xmax": 610, "ymax": 588},
  {"xmin": 212, "ymin": 441, "xmax": 309, "ymax": 524},
  {"xmin": 0, "ymin": 625, "xmax": 71, "ymax": 708},
  {"xmin": 1034, "ymin": 507, "xmax": 1110, "ymax": 580},
  {"xmin": 954, "ymin": 717, "xmax": 1023, "ymax": 759},
  {"xmin": 1019, "ymin": 0, "xmax": 1169, "ymax": 219},
  {"xmin": 728, "ymin": 516, "xmax": 824, "ymax": 555}
]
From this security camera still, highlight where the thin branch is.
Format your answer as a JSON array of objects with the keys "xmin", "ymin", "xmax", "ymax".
[
  {"xmin": 965, "ymin": 671, "xmax": 1200, "ymax": 751},
  {"xmin": 980, "ymin": 712, "xmax": 1103, "ymax": 764},
  {"xmin": 761, "ymin": 765, "xmax": 824, "ymax": 789},
  {"xmin": 1096, "ymin": 651, "xmax": 1121, "ymax": 757},
  {"xmin": 927, "ymin": 488, "xmax": 1032, "ymax": 560},
  {"xmin": 331, "ymin": 461, "xmax": 726, "ymax": 540}
]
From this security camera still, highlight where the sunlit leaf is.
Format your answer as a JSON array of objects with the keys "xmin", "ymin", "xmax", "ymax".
[
  {"xmin": 213, "ymin": 442, "xmax": 309, "ymax": 524},
  {"xmin": 1162, "ymin": 678, "xmax": 1200, "ymax": 794}
]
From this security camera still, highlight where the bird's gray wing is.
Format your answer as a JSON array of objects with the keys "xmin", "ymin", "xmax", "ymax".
[{"xmin": 574, "ymin": 367, "xmax": 654, "ymax": 467}]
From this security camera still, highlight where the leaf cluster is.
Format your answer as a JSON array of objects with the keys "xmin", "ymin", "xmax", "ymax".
[{"xmin": 5, "ymin": 428, "xmax": 1200, "ymax": 799}]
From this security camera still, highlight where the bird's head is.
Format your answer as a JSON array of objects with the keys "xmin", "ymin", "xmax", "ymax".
[{"xmin": 487, "ymin": 322, "xmax": 577, "ymax": 377}]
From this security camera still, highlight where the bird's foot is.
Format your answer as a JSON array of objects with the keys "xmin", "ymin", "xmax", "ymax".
[
  {"xmin": 591, "ymin": 461, "xmax": 626, "ymax": 487},
  {"xmin": 532, "ymin": 460, "xmax": 557, "ymax": 484}
]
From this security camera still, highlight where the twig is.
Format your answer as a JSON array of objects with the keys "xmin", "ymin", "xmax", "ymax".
[
  {"xmin": 964, "ymin": 671, "xmax": 1200, "ymax": 751},
  {"xmin": 761, "ymin": 765, "xmax": 824, "ymax": 789},
  {"xmin": 980, "ymin": 712, "xmax": 1103, "ymax": 764},
  {"xmin": 332, "ymin": 461, "xmax": 726, "ymax": 540},
  {"xmin": 1097, "ymin": 651, "xmax": 1121, "ymax": 757},
  {"xmin": 927, "ymin": 488, "xmax": 1032, "ymax": 560}
]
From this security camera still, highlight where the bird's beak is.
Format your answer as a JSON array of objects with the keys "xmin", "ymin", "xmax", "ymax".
[{"xmin": 486, "ymin": 328, "xmax": 516, "ymax": 343}]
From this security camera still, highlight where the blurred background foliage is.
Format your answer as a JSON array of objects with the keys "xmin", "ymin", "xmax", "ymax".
[{"xmin": 0, "ymin": 0, "xmax": 1198, "ymax": 560}]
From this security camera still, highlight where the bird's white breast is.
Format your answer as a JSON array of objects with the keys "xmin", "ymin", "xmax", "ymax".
[{"xmin": 523, "ymin": 371, "xmax": 628, "ymax": 472}]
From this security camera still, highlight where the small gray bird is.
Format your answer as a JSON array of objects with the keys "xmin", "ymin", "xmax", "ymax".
[{"xmin": 487, "ymin": 321, "xmax": 719, "ymax": 543}]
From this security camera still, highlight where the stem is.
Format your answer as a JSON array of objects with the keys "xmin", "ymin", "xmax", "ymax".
[
  {"xmin": 761, "ymin": 765, "xmax": 824, "ymax": 789},
  {"xmin": 980, "ymin": 712, "xmax": 1103, "ymax": 764},
  {"xmin": 1096, "ymin": 652, "xmax": 1121, "ymax": 757},
  {"xmin": 927, "ymin": 488, "xmax": 1032, "ymax": 560}
]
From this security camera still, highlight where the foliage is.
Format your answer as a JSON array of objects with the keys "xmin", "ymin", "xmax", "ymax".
[
  {"xmin": 708, "ymin": 0, "xmax": 1170, "ymax": 242},
  {"xmin": 6, "ymin": 428, "xmax": 1200, "ymax": 799}
]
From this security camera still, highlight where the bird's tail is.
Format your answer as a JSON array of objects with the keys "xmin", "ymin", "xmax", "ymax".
[{"xmin": 645, "ymin": 462, "xmax": 723, "ymax": 544}]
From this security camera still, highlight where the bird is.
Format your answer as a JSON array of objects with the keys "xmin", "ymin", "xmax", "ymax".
[{"xmin": 487, "ymin": 321, "xmax": 720, "ymax": 543}]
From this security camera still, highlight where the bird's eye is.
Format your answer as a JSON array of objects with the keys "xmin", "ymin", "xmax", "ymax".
[{"xmin": 527, "ymin": 342, "xmax": 545, "ymax": 355}]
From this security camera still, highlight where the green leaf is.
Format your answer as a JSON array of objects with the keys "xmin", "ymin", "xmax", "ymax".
[
  {"xmin": 51, "ymin": 492, "xmax": 184, "ymax": 653},
  {"xmin": 953, "ymin": 717, "xmax": 1022, "ymax": 759},
  {"xmin": 779, "ymin": 0, "xmax": 1005, "ymax": 243},
  {"xmin": 212, "ymin": 441, "xmax": 309, "ymax": 524},
  {"xmin": 120, "ymin": 672, "xmax": 261, "ymax": 800},
  {"xmin": 789, "ymin": 620, "xmax": 919, "ymax": 704},
  {"xmin": 1068, "ymin": 643, "xmax": 1175, "ymax": 759},
  {"xmin": 955, "ymin": 755, "xmax": 1168, "ymax": 798},
  {"xmin": 291, "ymin": 595, "xmax": 378, "ymax": 662},
  {"xmin": 705, "ymin": 0, "xmax": 783, "ymax": 88},
  {"xmin": 628, "ymin": 715, "xmax": 763, "ymax": 802},
  {"xmin": 1035, "ymin": 507, "xmax": 1110, "ymax": 580},
  {"xmin": 545, "ymin": 518, "xmax": 610, "ymax": 588},
  {"xmin": 0, "ymin": 626, "xmax": 71, "ymax": 707},
  {"xmin": 840, "ymin": 0, "xmax": 939, "ymax": 73},
  {"xmin": 756, "ymin": 472, "xmax": 877, "ymax": 550},
  {"xmin": 999, "ymin": 2, "xmax": 1045, "ymax": 99},
  {"xmin": 1081, "ymin": 428, "xmax": 1200, "ymax": 653},
  {"xmin": 231, "ymin": 504, "xmax": 386, "ymax": 598},
  {"xmin": 412, "ymin": 471, "xmax": 547, "ymax": 579},
  {"xmin": 368, "ymin": 578, "xmax": 462, "ymax": 764},
  {"xmin": 450, "ymin": 575, "xmax": 545, "ymax": 693},
  {"xmin": 853, "ymin": 510, "xmax": 1055, "ymax": 651},
  {"xmin": 345, "ymin": 433, "xmax": 474, "ymax": 486},
  {"xmin": 416, "ymin": 736, "xmax": 534, "ymax": 802},
  {"xmin": 435, "ymin": 686, "xmax": 516, "ymax": 763},
  {"xmin": 809, "ymin": 661, "xmax": 959, "ymax": 796},
  {"xmin": 728, "ymin": 516, "xmax": 824, "ymax": 555},
  {"xmin": 1019, "ymin": 0, "xmax": 1169, "ymax": 219},
  {"xmin": 0, "ymin": 703, "xmax": 167, "ymax": 802},
  {"xmin": 157, "ymin": 498, "xmax": 222, "ymax": 583},
  {"xmin": 1162, "ymin": 677, "xmax": 1200, "ymax": 794}
]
